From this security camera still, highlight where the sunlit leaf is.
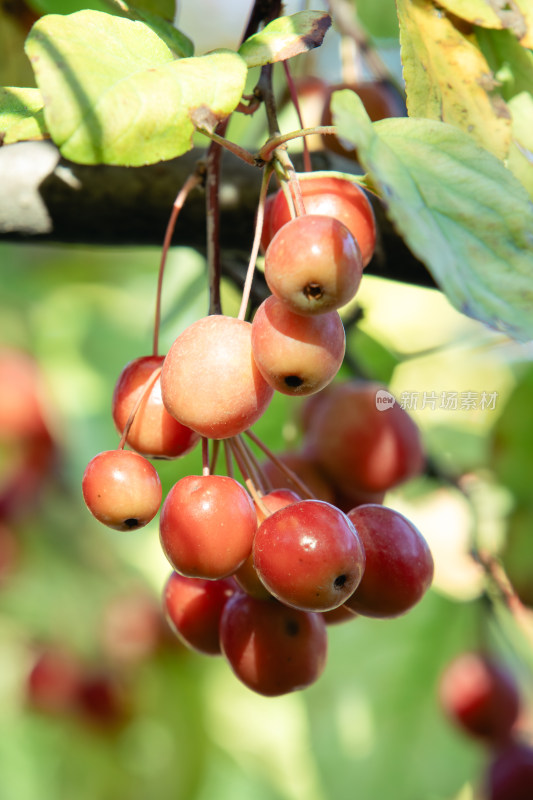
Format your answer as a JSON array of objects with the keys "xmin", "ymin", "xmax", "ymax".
[
  {"xmin": 397, "ymin": 0, "xmax": 512, "ymax": 161},
  {"xmin": 238, "ymin": 10, "xmax": 331, "ymax": 68},
  {"xmin": 436, "ymin": 0, "xmax": 532, "ymax": 48},
  {"xmin": 0, "ymin": 87, "xmax": 48, "ymax": 143},
  {"xmin": 332, "ymin": 89, "xmax": 533, "ymax": 341},
  {"xmin": 25, "ymin": 11, "xmax": 246, "ymax": 165}
]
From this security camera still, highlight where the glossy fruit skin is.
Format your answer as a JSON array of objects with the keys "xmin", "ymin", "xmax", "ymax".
[
  {"xmin": 159, "ymin": 474, "xmax": 257, "ymax": 580},
  {"xmin": 253, "ymin": 500, "xmax": 366, "ymax": 612},
  {"xmin": 161, "ymin": 315, "xmax": 274, "ymax": 439},
  {"xmin": 251, "ymin": 295, "xmax": 345, "ymax": 396},
  {"xmin": 82, "ymin": 449, "xmax": 162, "ymax": 531},
  {"xmin": 439, "ymin": 652, "xmax": 521, "ymax": 743},
  {"xmin": 345, "ymin": 504, "xmax": 433, "ymax": 618},
  {"xmin": 112, "ymin": 355, "xmax": 199, "ymax": 459},
  {"xmin": 486, "ymin": 741, "xmax": 533, "ymax": 800},
  {"xmin": 305, "ymin": 381, "xmax": 425, "ymax": 494},
  {"xmin": 264, "ymin": 215, "xmax": 363, "ymax": 315},
  {"xmin": 265, "ymin": 175, "xmax": 376, "ymax": 267},
  {"xmin": 234, "ymin": 489, "xmax": 301, "ymax": 599},
  {"xmin": 163, "ymin": 571, "xmax": 237, "ymax": 655},
  {"xmin": 219, "ymin": 593, "xmax": 328, "ymax": 696}
]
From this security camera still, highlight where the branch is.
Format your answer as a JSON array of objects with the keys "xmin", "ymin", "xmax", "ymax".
[{"xmin": 0, "ymin": 140, "xmax": 435, "ymax": 289}]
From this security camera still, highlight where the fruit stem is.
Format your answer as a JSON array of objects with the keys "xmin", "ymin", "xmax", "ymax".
[
  {"xmin": 238, "ymin": 164, "xmax": 274, "ymax": 321},
  {"xmin": 236, "ymin": 434, "xmax": 268, "ymax": 495},
  {"xmin": 282, "ymin": 61, "xmax": 312, "ymax": 173},
  {"xmin": 206, "ymin": 120, "xmax": 230, "ymax": 316},
  {"xmin": 243, "ymin": 430, "xmax": 315, "ymax": 500},
  {"xmin": 229, "ymin": 438, "xmax": 269, "ymax": 517},
  {"xmin": 153, "ymin": 165, "xmax": 205, "ymax": 356},
  {"xmin": 223, "ymin": 440, "xmax": 235, "ymax": 479},
  {"xmin": 202, "ymin": 437, "xmax": 210, "ymax": 477},
  {"xmin": 257, "ymin": 126, "xmax": 337, "ymax": 162},
  {"xmin": 210, "ymin": 439, "xmax": 221, "ymax": 475},
  {"xmin": 117, "ymin": 367, "xmax": 162, "ymax": 450}
]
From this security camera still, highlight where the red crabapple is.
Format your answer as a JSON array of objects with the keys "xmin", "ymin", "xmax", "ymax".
[
  {"xmin": 305, "ymin": 381, "xmax": 425, "ymax": 494},
  {"xmin": 264, "ymin": 175, "xmax": 376, "ymax": 267},
  {"xmin": 345, "ymin": 504, "xmax": 434, "ymax": 618},
  {"xmin": 112, "ymin": 355, "xmax": 199, "ymax": 459},
  {"xmin": 486, "ymin": 741, "xmax": 533, "ymax": 800},
  {"xmin": 253, "ymin": 500, "xmax": 366, "ymax": 612},
  {"xmin": 234, "ymin": 488, "xmax": 301, "ymax": 599},
  {"xmin": 219, "ymin": 592, "xmax": 328, "ymax": 696},
  {"xmin": 27, "ymin": 647, "xmax": 83, "ymax": 714},
  {"xmin": 161, "ymin": 315, "xmax": 274, "ymax": 439},
  {"xmin": 82, "ymin": 449, "xmax": 162, "ymax": 531},
  {"xmin": 159, "ymin": 474, "xmax": 257, "ymax": 579},
  {"xmin": 163, "ymin": 571, "xmax": 237, "ymax": 655},
  {"xmin": 251, "ymin": 295, "xmax": 345, "ymax": 395},
  {"xmin": 264, "ymin": 215, "xmax": 363, "ymax": 315},
  {"xmin": 439, "ymin": 652, "xmax": 521, "ymax": 744}
]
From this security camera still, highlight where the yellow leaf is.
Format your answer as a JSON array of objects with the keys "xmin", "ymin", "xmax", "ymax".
[{"xmin": 397, "ymin": 0, "xmax": 512, "ymax": 160}]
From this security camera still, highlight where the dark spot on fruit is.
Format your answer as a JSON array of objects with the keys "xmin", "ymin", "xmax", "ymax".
[
  {"xmin": 334, "ymin": 574, "xmax": 347, "ymax": 589},
  {"xmin": 304, "ymin": 282, "xmax": 323, "ymax": 300},
  {"xmin": 124, "ymin": 518, "xmax": 139, "ymax": 529},
  {"xmin": 285, "ymin": 619, "xmax": 300, "ymax": 637},
  {"xmin": 284, "ymin": 375, "xmax": 304, "ymax": 388}
]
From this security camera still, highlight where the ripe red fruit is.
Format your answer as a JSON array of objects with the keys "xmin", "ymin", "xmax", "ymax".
[
  {"xmin": 101, "ymin": 589, "xmax": 168, "ymax": 664},
  {"xmin": 0, "ymin": 348, "xmax": 51, "ymax": 441},
  {"xmin": 159, "ymin": 474, "xmax": 257, "ymax": 579},
  {"xmin": 163, "ymin": 571, "xmax": 237, "ymax": 655},
  {"xmin": 439, "ymin": 652, "xmax": 521, "ymax": 743},
  {"xmin": 234, "ymin": 488, "xmax": 301, "ymax": 599},
  {"xmin": 264, "ymin": 215, "xmax": 363, "ymax": 315},
  {"xmin": 75, "ymin": 671, "xmax": 129, "ymax": 730},
  {"xmin": 345, "ymin": 504, "xmax": 434, "ymax": 618},
  {"xmin": 27, "ymin": 647, "xmax": 83, "ymax": 714},
  {"xmin": 304, "ymin": 381, "xmax": 425, "ymax": 494},
  {"xmin": 219, "ymin": 593, "xmax": 328, "ymax": 696},
  {"xmin": 264, "ymin": 175, "xmax": 376, "ymax": 267},
  {"xmin": 161, "ymin": 315, "xmax": 274, "ymax": 439},
  {"xmin": 112, "ymin": 355, "xmax": 199, "ymax": 459},
  {"xmin": 82, "ymin": 449, "xmax": 162, "ymax": 531},
  {"xmin": 486, "ymin": 741, "xmax": 533, "ymax": 800},
  {"xmin": 251, "ymin": 295, "xmax": 345, "ymax": 396},
  {"xmin": 253, "ymin": 500, "xmax": 366, "ymax": 612}
]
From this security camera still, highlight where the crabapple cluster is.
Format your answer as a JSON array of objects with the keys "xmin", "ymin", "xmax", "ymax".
[
  {"xmin": 81, "ymin": 172, "xmax": 434, "ymax": 696},
  {"xmin": 439, "ymin": 651, "xmax": 533, "ymax": 800}
]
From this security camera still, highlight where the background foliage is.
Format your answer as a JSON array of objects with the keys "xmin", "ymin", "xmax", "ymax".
[{"xmin": 1, "ymin": 1, "xmax": 532, "ymax": 799}]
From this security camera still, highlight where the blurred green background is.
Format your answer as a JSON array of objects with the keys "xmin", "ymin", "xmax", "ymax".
[{"xmin": 1, "ymin": 238, "xmax": 532, "ymax": 800}]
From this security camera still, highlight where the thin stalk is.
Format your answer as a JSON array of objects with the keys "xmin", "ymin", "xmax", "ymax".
[
  {"xmin": 282, "ymin": 60, "xmax": 312, "ymax": 173},
  {"xmin": 243, "ymin": 430, "xmax": 315, "ymax": 500},
  {"xmin": 229, "ymin": 438, "xmax": 270, "ymax": 518},
  {"xmin": 153, "ymin": 167, "xmax": 205, "ymax": 356},
  {"xmin": 118, "ymin": 367, "xmax": 161, "ymax": 450},
  {"xmin": 238, "ymin": 164, "xmax": 273, "ymax": 321},
  {"xmin": 202, "ymin": 437, "xmax": 210, "ymax": 476}
]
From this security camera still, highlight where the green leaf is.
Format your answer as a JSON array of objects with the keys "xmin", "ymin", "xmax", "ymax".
[
  {"xmin": 238, "ymin": 10, "xmax": 331, "ymax": 68},
  {"xmin": 331, "ymin": 89, "xmax": 533, "ymax": 341},
  {"xmin": 25, "ymin": 11, "xmax": 246, "ymax": 165},
  {"xmin": 397, "ymin": 0, "xmax": 512, "ymax": 161},
  {"xmin": 0, "ymin": 87, "xmax": 48, "ymax": 143},
  {"xmin": 490, "ymin": 365, "xmax": 533, "ymax": 505},
  {"xmin": 436, "ymin": 0, "xmax": 532, "ymax": 48}
]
